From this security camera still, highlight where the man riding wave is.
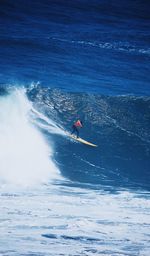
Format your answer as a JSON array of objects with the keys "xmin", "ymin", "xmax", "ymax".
[{"xmin": 71, "ymin": 120, "xmax": 83, "ymax": 138}]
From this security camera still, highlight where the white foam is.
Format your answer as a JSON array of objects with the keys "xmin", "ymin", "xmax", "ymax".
[{"xmin": 0, "ymin": 89, "xmax": 60, "ymax": 187}]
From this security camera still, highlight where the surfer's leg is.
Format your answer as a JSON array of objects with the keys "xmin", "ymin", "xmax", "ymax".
[
  {"xmin": 71, "ymin": 125, "xmax": 79, "ymax": 138},
  {"xmin": 71, "ymin": 125, "xmax": 75, "ymax": 135},
  {"xmin": 76, "ymin": 128, "xmax": 79, "ymax": 138}
]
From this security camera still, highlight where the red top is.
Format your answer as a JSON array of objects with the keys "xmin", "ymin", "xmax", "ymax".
[{"xmin": 74, "ymin": 120, "xmax": 82, "ymax": 127}]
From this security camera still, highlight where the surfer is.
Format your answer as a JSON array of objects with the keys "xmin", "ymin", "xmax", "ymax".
[{"xmin": 71, "ymin": 120, "xmax": 83, "ymax": 138}]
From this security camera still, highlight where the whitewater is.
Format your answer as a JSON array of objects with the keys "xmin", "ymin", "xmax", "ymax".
[{"xmin": 0, "ymin": 89, "xmax": 62, "ymax": 187}]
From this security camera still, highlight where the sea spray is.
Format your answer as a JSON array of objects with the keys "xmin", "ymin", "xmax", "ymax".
[{"xmin": 0, "ymin": 89, "xmax": 60, "ymax": 187}]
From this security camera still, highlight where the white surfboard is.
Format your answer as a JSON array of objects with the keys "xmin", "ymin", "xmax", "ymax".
[{"xmin": 68, "ymin": 134, "xmax": 98, "ymax": 147}]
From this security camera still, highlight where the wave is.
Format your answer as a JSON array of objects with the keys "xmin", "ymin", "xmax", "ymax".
[
  {"xmin": 0, "ymin": 85, "xmax": 149, "ymax": 190},
  {"xmin": 50, "ymin": 37, "xmax": 150, "ymax": 56},
  {"xmin": 2, "ymin": 36, "xmax": 149, "ymax": 56}
]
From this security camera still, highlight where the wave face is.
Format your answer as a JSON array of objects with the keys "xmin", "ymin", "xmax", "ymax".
[{"xmin": 27, "ymin": 85, "xmax": 150, "ymax": 191}]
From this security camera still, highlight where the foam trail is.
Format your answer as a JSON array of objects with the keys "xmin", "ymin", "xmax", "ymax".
[
  {"xmin": 31, "ymin": 107, "xmax": 66, "ymax": 135},
  {"xmin": 0, "ymin": 89, "xmax": 60, "ymax": 187}
]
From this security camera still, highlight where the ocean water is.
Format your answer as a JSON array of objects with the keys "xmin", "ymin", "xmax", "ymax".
[{"xmin": 0, "ymin": 1, "xmax": 150, "ymax": 255}]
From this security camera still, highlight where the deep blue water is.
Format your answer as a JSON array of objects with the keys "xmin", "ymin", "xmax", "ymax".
[
  {"xmin": 0, "ymin": 1, "xmax": 150, "ymax": 255},
  {"xmin": 0, "ymin": 0, "xmax": 150, "ymax": 94}
]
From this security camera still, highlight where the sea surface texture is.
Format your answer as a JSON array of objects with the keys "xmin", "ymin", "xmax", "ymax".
[{"xmin": 0, "ymin": 1, "xmax": 150, "ymax": 255}]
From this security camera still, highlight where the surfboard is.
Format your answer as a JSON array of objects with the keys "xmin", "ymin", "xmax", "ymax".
[{"xmin": 68, "ymin": 134, "xmax": 97, "ymax": 147}]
